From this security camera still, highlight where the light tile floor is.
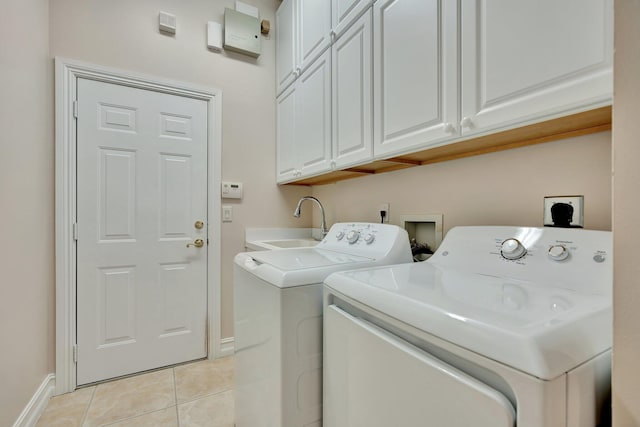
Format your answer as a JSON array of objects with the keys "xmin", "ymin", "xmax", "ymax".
[{"xmin": 36, "ymin": 357, "xmax": 234, "ymax": 427}]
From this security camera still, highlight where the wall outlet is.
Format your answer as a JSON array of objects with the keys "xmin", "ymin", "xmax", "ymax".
[
  {"xmin": 543, "ymin": 196, "xmax": 584, "ymax": 227},
  {"xmin": 379, "ymin": 203, "xmax": 390, "ymax": 223}
]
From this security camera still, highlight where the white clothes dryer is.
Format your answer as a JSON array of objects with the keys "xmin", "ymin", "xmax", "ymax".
[
  {"xmin": 233, "ymin": 222, "xmax": 412, "ymax": 427},
  {"xmin": 324, "ymin": 226, "xmax": 612, "ymax": 427}
]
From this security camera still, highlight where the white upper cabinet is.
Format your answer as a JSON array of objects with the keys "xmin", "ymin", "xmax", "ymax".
[
  {"xmin": 276, "ymin": 49, "xmax": 332, "ymax": 183},
  {"xmin": 277, "ymin": 0, "xmax": 373, "ymax": 95},
  {"xmin": 333, "ymin": 9, "xmax": 373, "ymax": 169},
  {"xmin": 298, "ymin": 0, "xmax": 332, "ymax": 73},
  {"xmin": 332, "ymin": 0, "xmax": 373, "ymax": 38},
  {"xmin": 277, "ymin": 0, "xmax": 331, "ymax": 95},
  {"xmin": 276, "ymin": 0, "xmax": 297, "ymax": 95},
  {"xmin": 460, "ymin": 0, "xmax": 613, "ymax": 137},
  {"xmin": 296, "ymin": 49, "xmax": 332, "ymax": 177},
  {"xmin": 276, "ymin": 84, "xmax": 297, "ymax": 182},
  {"xmin": 373, "ymin": 0, "xmax": 459, "ymax": 158}
]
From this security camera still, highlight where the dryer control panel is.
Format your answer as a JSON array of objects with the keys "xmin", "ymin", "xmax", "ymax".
[{"xmin": 428, "ymin": 226, "xmax": 612, "ymax": 294}]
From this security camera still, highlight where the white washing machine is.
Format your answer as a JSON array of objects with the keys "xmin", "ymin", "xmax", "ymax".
[
  {"xmin": 233, "ymin": 222, "xmax": 412, "ymax": 427},
  {"xmin": 324, "ymin": 226, "xmax": 612, "ymax": 427}
]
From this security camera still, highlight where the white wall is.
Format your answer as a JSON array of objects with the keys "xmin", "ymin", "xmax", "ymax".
[
  {"xmin": 612, "ymin": 0, "xmax": 640, "ymax": 424},
  {"xmin": 50, "ymin": 0, "xmax": 311, "ymax": 339},
  {"xmin": 313, "ymin": 132, "xmax": 612, "ymax": 233},
  {"xmin": 0, "ymin": 0, "xmax": 54, "ymax": 424}
]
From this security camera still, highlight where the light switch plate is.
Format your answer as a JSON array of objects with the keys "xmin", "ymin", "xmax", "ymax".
[
  {"xmin": 222, "ymin": 205, "xmax": 233, "ymax": 222},
  {"xmin": 543, "ymin": 196, "xmax": 584, "ymax": 227}
]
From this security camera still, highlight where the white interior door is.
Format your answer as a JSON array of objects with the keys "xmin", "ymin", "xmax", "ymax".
[{"xmin": 76, "ymin": 78, "xmax": 208, "ymax": 385}]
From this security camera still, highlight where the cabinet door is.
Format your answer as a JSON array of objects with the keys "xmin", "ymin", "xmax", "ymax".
[
  {"xmin": 373, "ymin": 0, "xmax": 459, "ymax": 158},
  {"xmin": 332, "ymin": 9, "xmax": 373, "ymax": 169},
  {"xmin": 276, "ymin": 84, "xmax": 298, "ymax": 183},
  {"xmin": 298, "ymin": 0, "xmax": 332, "ymax": 73},
  {"xmin": 296, "ymin": 49, "xmax": 332, "ymax": 178},
  {"xmin": 332, "ymin": 0, "xmax": 373, "ymax": 38},
  {"xmin": 460, "ymin": 0, "xmax": 613, "ymax": 137},
  {"xmin": 276, "ymin": 0, "xmax": 297, "ymax": 95}
]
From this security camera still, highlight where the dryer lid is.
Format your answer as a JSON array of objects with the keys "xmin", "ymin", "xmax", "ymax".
[{"xmin": 325, "ymin": 261, "xmax": 611, "ymax": 380}]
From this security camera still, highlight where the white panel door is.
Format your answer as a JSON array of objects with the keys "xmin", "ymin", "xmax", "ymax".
[
  {"xmin": 460, "ymin": 0, "xmax": 613, "ymax": 136},
  {"xmin": 298, "ymin": 0, "xmax": 332, "ymax": 73},
  {"xmin": 296, "ymin": 48, "xmax": 332, "ymax": 178},
  {"xmin": 76, "ymin": 78, "xmax": 208, "ymax": 385},
  {"xmin": 324, "ymin": 305, "xmax": 516, "ymax": 427},
  {"xmin": 332, "ymin": 9, "xmax": 373, "ymax": 169},
  {"xmin": 276, "ymin": 0, "xmax": 297, "ymax": 95},
  {"xmin": 373, "ymin": 0, "xmax": 459, "ymax": 158}
]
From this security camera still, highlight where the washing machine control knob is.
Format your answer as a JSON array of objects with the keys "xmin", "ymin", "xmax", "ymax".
[
  {"xmin": 548, "ymin": 245, "xmax": 569, "ymax": 261},
  {"xmin": 364, "ymin": 233, "xmax": 375, "ymax": 244},
  {"xmin": 336, "ymin": 231, "xmax": 345, "ymax": 240},
  {"xmin": 501, "ymin": 238, "xmax": 527, "ymax": 260},
  {"xmin": 346, "ymin": 230, "xmax": 360, "ymax": 244}
]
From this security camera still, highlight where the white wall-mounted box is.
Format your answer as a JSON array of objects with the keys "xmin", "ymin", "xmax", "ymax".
[
  {"xmin": 224, "ymin": 8, "xmax": 261, "ymax": 57},
  {"xmin": 222, "ymin": 181, "xmax": 243, "ymax": 199},
  {"xmin": 207, "ymin": 21, "xmax": 223, "ymax": 51},
  {"xmin": 401, "ymin": 214, "xmax": 444, "ymax": 261}
]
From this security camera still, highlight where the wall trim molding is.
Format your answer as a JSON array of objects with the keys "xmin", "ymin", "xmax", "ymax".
[
  {"xmin": 219, "ymin": 337, "xmax": 235, "ymax": 358},
  {"xmin": 54, "ymin": 57, "xmax": 223, "ymax": 394},
  {"xmin": 13, "ymin": 374, "xmax": 55, "ymax": 427}
]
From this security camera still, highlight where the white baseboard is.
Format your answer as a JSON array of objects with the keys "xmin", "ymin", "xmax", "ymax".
[
  {"xmin": 219, "ymin": 337, "xmax": 235, "ymax": 357},
  {"xmin": 13, "ymin": 373, "xmax": 55, "ymax": 427}
]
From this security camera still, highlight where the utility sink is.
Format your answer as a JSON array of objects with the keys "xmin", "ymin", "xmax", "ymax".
[
  {"xmin": 259, "ymin": 239, "xmax": 319, "ymax": 249},
  {"xmin": 245, "ymin": 227, "xmax": 321, "ymax": 251}
]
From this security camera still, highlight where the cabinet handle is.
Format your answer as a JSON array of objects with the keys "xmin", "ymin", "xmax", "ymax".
[
  {"xmin": 460, "ymin": 117, "xmax": 474, "ymax": 129},
  {"xmin": 330, "ymin": 30, "xmax": 336, "ymax": 41},
  {"xmin": 443, "ymin": 123, "xmax": 456, "ymax": 134}
]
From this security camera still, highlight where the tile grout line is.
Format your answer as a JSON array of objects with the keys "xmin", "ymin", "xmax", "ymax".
[
  {"xmin": 175, "ymin": 386, "xmax": 234, "ymax": 406},
  {"xmin": 83, "ymin": 369, "xmax": 179, "ymax": 427},
  {"xmin": 173, "ymin": 367, "xmax": 181, "ymax": 427},
  {"xmin": 80, "ymin": 386, "xmax": 98, "ymax": 426}
]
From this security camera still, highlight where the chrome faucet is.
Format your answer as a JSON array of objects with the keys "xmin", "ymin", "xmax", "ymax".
[{"xmin": 293, "ymin": 196, "xmax": 328, "ymax": 240}]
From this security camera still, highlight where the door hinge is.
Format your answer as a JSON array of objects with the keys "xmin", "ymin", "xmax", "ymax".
[
  {"xmin": 73, "ymin": 344, "xmax": 78, "ymax": 363},
  {"xmin": 73, "ymin": 222, "xmax": 78, "ymax": 241},
  {"xmin": 73, "ymin": 100, "xmax": 78, "ymax": 119}
]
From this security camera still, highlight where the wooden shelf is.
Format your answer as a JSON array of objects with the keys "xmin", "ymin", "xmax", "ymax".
[{"xmin": 285, "ymin": 106, "xmax": 612, "ymax": 186}]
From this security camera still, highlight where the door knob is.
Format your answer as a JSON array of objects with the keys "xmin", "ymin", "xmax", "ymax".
[
  {"xmin": 194, "ymin": 220, "xmax": 204, "ymax": 230},
  {"xmin": 186, "ymin": 239, "xmax": 205, "ymax": 248}
]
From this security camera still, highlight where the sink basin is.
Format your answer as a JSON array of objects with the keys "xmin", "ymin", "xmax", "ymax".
[{"xmin": 261, "ymin": 239, "xmax": 319, "ymax": 249}]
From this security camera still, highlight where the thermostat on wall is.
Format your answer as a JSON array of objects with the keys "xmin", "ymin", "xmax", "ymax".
[{"xmin": 222, "ymin": 181, "xmax": 243, "ymax": 199}]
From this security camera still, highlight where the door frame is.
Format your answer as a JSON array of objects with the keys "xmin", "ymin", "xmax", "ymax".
[{"xmin": 54, "ymin": 57, "xmax": 223, "ymax": 394}]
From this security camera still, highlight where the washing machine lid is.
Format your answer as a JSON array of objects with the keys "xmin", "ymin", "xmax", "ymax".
[
  {"xmin": 235, "ymin": 249, "xmax": 374, "ymax": 288},
  {"xmin": 250, "ymin": 248, "xmax": 372, "ymax": 270},
  {"xmin": 325, "ymin": 261, "xmax": 612, "ymax": 380}
]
